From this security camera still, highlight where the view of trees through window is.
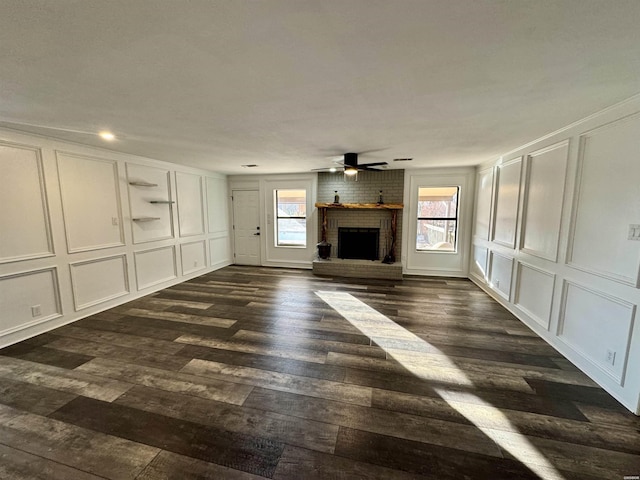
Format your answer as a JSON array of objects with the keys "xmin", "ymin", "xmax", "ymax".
[
  {"xmin": 275, "ymin": 189, "xmax": 306, "ymax": 246},
  {"xmin": 416, "ymin": 186, "xmax": 459, "ymax": 252}
]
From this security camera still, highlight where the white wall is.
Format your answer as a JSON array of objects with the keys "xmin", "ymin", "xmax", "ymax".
[
  {"xmin": 402, "ymin": 168, "xmax": 475, "ymax": 277},
  {"xmin": 228, "ymin": 174, "xmax": 318, "ymax": 269},
  {"xmin": 0, "ymin": 128, "xmax": 231, "ymax": 348},
  {"xmin": 470, "ymin": 95, "xmax": 640, "ymax": 414}
]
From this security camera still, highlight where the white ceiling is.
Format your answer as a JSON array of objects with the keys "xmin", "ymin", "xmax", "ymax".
[{"xmin": 1, "ymin": 0, "xmax": 639, "ymax": 174}]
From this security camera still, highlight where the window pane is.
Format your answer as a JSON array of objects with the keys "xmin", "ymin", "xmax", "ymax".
[
  {"xmin": 277, "ymin": 218, "xmax": 307, "ymax": 246},
  {"xmin": 276, "ymin": 189, "xmax": 306, "ymax": 217},
  {"xmin": 417, "ymin": 187, "xmax": 458, "ymax": 218},
  {"xmin": 416, "ymin": 219, "xmax": 457, "ymax": 251}
]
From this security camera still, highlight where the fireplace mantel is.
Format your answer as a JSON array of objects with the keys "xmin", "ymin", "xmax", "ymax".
[{"xmin": 315, "ymin": 202, "xmax": 403, "ymax": 210}]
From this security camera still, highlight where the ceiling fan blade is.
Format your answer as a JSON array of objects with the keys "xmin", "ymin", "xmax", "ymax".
[{"xmin": 360, "ymin": 161, "xmax": 388, "ymax": 167}]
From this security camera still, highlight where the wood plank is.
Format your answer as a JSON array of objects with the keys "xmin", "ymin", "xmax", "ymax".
[
  {"xmin": 76, "ymin": 358, "xmax": 253, "ymax": 405},
  {"xmin": 0, "ymin": 356, "xmax": 132, "ymax": 402},
  {"xmin": 181, "ymin": 358, "xmax": 372, "ymax": 407},
  {"xmin": 0, "ymin": 404, "xmax": 158, "ymax": 480}
]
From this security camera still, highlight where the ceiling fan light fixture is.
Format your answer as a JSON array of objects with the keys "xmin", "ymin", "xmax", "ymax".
[
  {"xmin": 329, "ymin": 167, "xmax": 337, "ymax": 173},
  {"xmin": 344, "ymin": 167, "xmax": 358, "ymax": 176}
]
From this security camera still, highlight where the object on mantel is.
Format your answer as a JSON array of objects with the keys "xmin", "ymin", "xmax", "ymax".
[
  {"xmin": 377, "ymin": 190, "xmax": 384, "ymax": 205},
  {"xmin": 333, "ymin": 190, "xmax": 340, "ymax": 204},
  {"xmin": 315, "ymin": 202, "xmax": 402, "ymax": 210}
]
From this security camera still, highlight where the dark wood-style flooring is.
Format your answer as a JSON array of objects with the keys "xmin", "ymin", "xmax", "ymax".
[{"xmin": 1, "ymin": 266, "xmax": 639, "ymax": 479}]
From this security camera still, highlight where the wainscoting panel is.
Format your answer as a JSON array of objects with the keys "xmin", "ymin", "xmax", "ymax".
[
  {"xmin": 514, "ymin": 262, "xmax": 555, "ymax": 329},
  {"xmin": 176, "ymin": 172, "xmax": 205, "ymax": 237},
  {"xmin": 127, "ymin": 163, "xmax": 174, "ymax": 244},
  {"xmin": 134, "ymin": 246, "xmax": 177, "ymax": 291},
  {"xmin": 488, "ymin": 251, "xmax": 513, "ymax": 300},
  {"xmin": 57, "ymin": 153, "xmax": 124, "ymax": 253},
  {"xmin": 0, "ymin": 143, "xmax": 53, "ymax": 263},
  {"xmin": 492, "ymin": 157, "xmax": 522, "ymax": 249},
  {"xmin": 181, "ymin": 240, "xmax": 207, "ymax": 275},
  {"xmin": 209, "ymin": 235, "xmax": 231, "ymax": 267},
  {"xmin": 521, "ymin": 141, "xmax": 569, "ymax": 261},
  {"xmin": 474, "ymin": 167, "xmax": 493, "ymax": 241},
  {"xmin": 471, "ymin": 245, "xmax": 488, "ymax": 280},
  {"xmin": 206, "ymin": 176, "xmax": 229, "ymax": 234},
  {"xmin": 558, "ymin": 281, "xmax": 636, "ymax": 385},
  {"xmin": 70, "ymin": 255, "xmax": 129, "ymax": 311},
  {"xmin": 568, "ymin": 114, "xmax": 640, "ymax": 286},
  {"xmin": 0, "ymin": 267, "xmax": 61, "ymax": 335}
]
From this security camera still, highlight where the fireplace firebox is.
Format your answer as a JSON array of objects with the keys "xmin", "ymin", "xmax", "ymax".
[{"xmin": 338, "ymin": 227, "xmax": 379, "ymax": 260}]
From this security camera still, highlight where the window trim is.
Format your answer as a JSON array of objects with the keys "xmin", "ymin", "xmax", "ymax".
[
  {"xmin": 415, "ymin": 186, "xmax": 460, "ymax": 253},
  {"xmin": 275, "ymin": 189, "xmax": 307, "ymax": 248}
]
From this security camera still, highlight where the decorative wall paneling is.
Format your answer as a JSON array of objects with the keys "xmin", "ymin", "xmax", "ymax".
[
  {"xmin": 56, "ymin": 152, "xmax": 124, "ymax": 253},
  {"xmin": 127, "ymin": 163, "xmax": 174, "ymax": 244},
  {"xmin": 514, "ymin": 262, "xmax": 555, "ymax": 330},
  {"xmin": 0, "ymin": 127, "xmax": 230, "ymax": 348},
  {"xmin": 69, "ymin": 254, "xmax": 129, "ymax": 311},
  {"xmin": 180, "ymin": 240, "xmax": 207, "ymax": 276},
  {"xmin": 471, "ymin": 245, "xmax": 488, "ymax": 280},
  {"xmin": 469, "ymin": 95, "xmax": 640, "ymax": 413},
  {"xmin": 0, "ymin": 143, "xmax": 54, "ymax": 264},
  {"xmin": 134, "ymin": 246, "xmax": 177, "ymax": 291},
  {"xmin": 567, "ymin": 113, "xmax": 640, "ymax": 287},
  {"xmin": 0, "ymin": 267, "xmax": 62, "ymax": 334},
  {"xmin": 473, "ymin": 167, "xmax": 494, "ymax": 241},
  {"xmin": 520, "ymin": 141, "xmax": 569, "ymax": 261},
  {"xmin": 488, "ymin": 251, "xmax": 513, "ymax": 300},
  {"xmin": 176, "ymin": 172, "xmax": 205, "ymax": 237},
  {"xmin": 558, "ymin": 281, "xmax": 635, "ymax": 385},
  {"xmin": 491, "ymin": 157, "xmax": 522, "ymax": 249}
]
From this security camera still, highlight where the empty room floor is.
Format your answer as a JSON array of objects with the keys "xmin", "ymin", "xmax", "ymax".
[{"xmin": 0, "ymin": 266, "xmax": 639, "ymax": 479}]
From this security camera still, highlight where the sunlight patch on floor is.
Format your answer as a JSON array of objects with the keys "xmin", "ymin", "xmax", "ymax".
[{"xmin": 315, "ymin": 290, "xmax": 566, "ymax": 480}]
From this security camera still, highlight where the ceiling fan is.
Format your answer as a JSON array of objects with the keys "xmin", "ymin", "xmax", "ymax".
[{"xmin": 312, "ymin": 152, "xmax": 388, "ymax": 175}]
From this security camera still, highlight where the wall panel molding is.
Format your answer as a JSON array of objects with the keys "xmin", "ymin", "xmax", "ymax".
[
  {"xmin": 514, "ymin": 261, "xmax": 555, "ymax": 329},
  {"xmin": 69, "ymin": 254, "xmax": 129, "ymax": 311},
  {"xmin": 57, "ymin": 152, "xmax": 125, "ymax": 253},
  {"xmin": 176, "ymin": 172, "xmax": 205, "ymax": 237},
  {"xmin": 491, "ymin": 157, "xmax": 522, "ymax": 249},
  {"xmin": 0, "ymin": 266, "xmax": 62, "ymax": 335},
  {"xmin": 520, "ymin": 140, "xmax": 569, "ymax": 262},
  {"xmin": 134, "ymin": 246, "xmax": 177, "ymax": 290},
  {"xmin": 180, "ymin": 240, "xmax": 207, "ymax": 275},
  {"xmin": 0, "ymin": 142, "xmax": 54, "ymax": 263},
  {"xmin": 557, "ymin": 280, "xmax": 636, "ymax": 386},
  {"xmin": 488, "ymin": 251, "xmax": 514, "ymax": 301},
  {"xmin": 566, "ymin": 114, "xmax": 640, "ymax": 287}
]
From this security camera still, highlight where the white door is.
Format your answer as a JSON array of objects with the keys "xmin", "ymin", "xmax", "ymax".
[{"xmin": 232, "ymin": 190, "xmax": 261, "ymax": 265}]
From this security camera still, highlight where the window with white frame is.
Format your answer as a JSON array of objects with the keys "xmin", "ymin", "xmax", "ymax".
[
  {"xmin": 275, "ymin": 189, "xmax": 307, "ymax": 247},
  {"xmin": 416, "ymin": 186, "xmax": 459, "ymax": 252}
]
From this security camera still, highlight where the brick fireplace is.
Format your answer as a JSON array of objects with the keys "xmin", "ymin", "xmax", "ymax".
[{"xmin": 312, "ymin": 170, "xmax": 404, "ymax": 280}]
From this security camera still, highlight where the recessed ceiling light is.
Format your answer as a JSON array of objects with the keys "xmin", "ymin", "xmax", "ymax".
[
  {"xmin": 393, "ymin": 158, "xmax": 413, "ymax": 162},
  {"xmin": 99, "ymin": 131, "xmax": 116, "ymax": 141},
  {"xmin": 241, "ymin": 164, "xmax": 258, "ymax": 168}
]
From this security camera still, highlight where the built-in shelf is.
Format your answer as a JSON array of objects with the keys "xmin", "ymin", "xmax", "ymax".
[
  {"xmin": 315, "ymin": 202, "xmax": 403, "ymax": 210},
  {"xmin": 132, "ymin": 217, "xmax": 161, "ymax": 222},
  {"xmin": 149, "ymin": 200, "xmax": 175, "ymax": 204},
  {"xmin": 129, "ymin": 181, "xmax": 158, "ymax": 187}
]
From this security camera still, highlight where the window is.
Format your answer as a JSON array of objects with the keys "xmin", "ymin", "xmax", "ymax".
[
  {"xmin": 275, "ymin": 189, "xmax": 307, "ymax": 247},
  {"xmin": 416, "ymin": 186, "xmax": 459, "ymax": 252}
]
